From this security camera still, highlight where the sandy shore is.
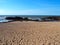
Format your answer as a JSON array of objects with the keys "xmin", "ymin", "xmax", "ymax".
[{"xmin": 0, "ymin": 21, "xmax": 60, "ymax": 45}]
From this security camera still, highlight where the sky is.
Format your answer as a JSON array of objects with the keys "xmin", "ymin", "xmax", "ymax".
[{"xmin": 0, "ymin": 0, "xmax": 60, "ymax": 15}]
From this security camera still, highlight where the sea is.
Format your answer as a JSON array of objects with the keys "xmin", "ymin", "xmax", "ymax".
[{"xmin": 0, "ymin": 15, "xmax": 59, "ymax": 23}]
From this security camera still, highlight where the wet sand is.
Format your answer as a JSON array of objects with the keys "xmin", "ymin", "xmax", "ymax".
[{"xmin": 0, "ymin": 21, "xmax": 60, "ymax": 45}]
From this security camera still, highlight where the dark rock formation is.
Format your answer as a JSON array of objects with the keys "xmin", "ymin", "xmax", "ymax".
[
  {"xmin": 23, "ymin": 17, "xmax": 29, "ymax": 21},
  {"xmin": 6, "ymin": 16, "xmax": 23, "ymax": 21},
  {"xmin": 5, "ymin": 16, "xmax": 60, "ymax": 22},
  {"xmin": 41, "ymin": 16, "xmax": 60, "ymax": 21}
]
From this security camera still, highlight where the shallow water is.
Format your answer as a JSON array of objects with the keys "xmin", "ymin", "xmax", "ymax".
[{"xmin": 0, "ymin": 16, "xmax": 11, "ymax": 23}]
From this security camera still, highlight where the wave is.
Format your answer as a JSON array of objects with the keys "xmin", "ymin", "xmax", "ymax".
[{"xmin": 0, "ymin": 16, "xmax": 9, "ymax": 23}]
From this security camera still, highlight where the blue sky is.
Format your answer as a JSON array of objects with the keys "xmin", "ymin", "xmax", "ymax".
[{"xmin": 0, "ymin": 0, "xmax": 60, "ymax": 15}]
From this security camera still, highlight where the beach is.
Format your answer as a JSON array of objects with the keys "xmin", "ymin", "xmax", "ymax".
[{"xmin": 0, "ymin": 21, "xmax": 60, "ymax": 45}]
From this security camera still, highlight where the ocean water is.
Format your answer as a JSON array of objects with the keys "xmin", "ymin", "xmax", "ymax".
[
  {"xmin": 0, "ymin": 15, "xmax": 60, "ymax": 23},
  {"xmin": 0, "ymin": 16, "xmax": 9, "ymax": 23},
  {"xmin": 0, "ymin": 15, "xmax": 43, "ymax": 23}
]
